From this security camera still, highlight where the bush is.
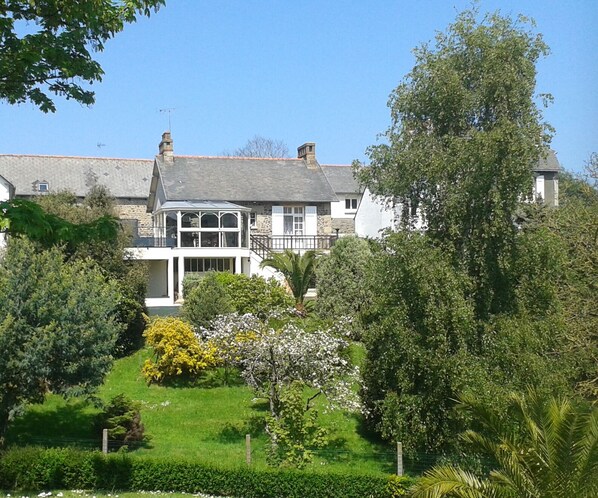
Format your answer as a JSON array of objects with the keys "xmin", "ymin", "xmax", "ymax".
[
  {"xmin": 215, "ymin": 272, "xmax": 293, "ymax": 317},
  {"xmin": 183, "ymin": 272, "xmax": 293, "ymax": 329},
  {"xmin": 96, "ymin": 393, "xmax": 147, "ymax": 450},
  {"xmin": 266, "ymin": 382, "xmax": 328, "ymax": 468},
  {"xmin": 183, "ymin": 272, "xmax": 234, "ymax": 329},
  {"xmin": 142, "ymin": 317, "xmax": 220, "ymax": 383},
  {"xmin": 0, "ymin": 447, "xmax": 412, "ymax": 497},
  {"xmin": 315, "ymin": 237, "xmax": 373, "ymax": 338}
]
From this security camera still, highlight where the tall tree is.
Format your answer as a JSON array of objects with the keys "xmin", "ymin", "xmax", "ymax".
[
  {"xmin": 0, "ymin": 0, "xmax": 164, "ymax": 112},
  {"xmin": 0, "ymin": 239, "xmax": 120, "ymax": 441},
  {"xmin": 357, "ymin": 8, "xmax": 552, "ymax": 319}
]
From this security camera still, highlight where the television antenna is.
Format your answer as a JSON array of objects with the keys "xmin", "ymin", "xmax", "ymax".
[
  {"xmin": 96, "ymin": 142, "xmax": 106, "ymax": 149},
  {"xmin": 159, "ymin": 108, "xmax": 175, "ymax": 131}
]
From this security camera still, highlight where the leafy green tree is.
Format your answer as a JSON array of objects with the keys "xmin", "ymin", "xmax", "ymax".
[
  {"xmin": 266, "ymin": 381, "xmax": 329, "ymax": 468},
  {"xmin": 36, "ymin": 186, "xmax": 148, "ymax": 356},
  {"xmin": 315, "ymin": 237, "xmax": 373, "ymax": 334},
  {"xmin": 0, "ymin": 238, "xmax": 120, "ymax": 441},
  {"xmin": 361, "ymin": 233, "xmax": 477, "ymax": 455},
  {"xmin": 544, "ymin": 197, "xmax": 598, "ymax": 399},
  {"xmin": 0, "ymin": 0, "xmax": 164, "ymax": 112},
  {"xmin": 357, "ymin": 8, "xmax": 552, "ymax": 319},
  {"xmin": 0, "ymin": 198, "xmax": 119, "ymax": 252},
  {"xmin": 260, "ymin": 250, "xmax": 316, "ymax": 312},
  {"xmin": 411, "ymin": 391, "xmax": 598, "ymax": 498}
]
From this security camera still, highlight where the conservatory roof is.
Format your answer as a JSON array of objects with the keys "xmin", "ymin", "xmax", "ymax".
[{"xmin": 158, "ymin": 200, "xmax": 250, "ymax": 212}]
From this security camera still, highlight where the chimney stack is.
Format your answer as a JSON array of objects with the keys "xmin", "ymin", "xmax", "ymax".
[
  {"xmin": 297, "ymin": 142, "xmax": 317, "ymax": 169},
  {"xmin": 159, "ymin": 131, "xmax": 174, "ymax": 162}
]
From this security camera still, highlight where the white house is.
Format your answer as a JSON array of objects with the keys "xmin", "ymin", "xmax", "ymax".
[{"xmin": 130, "ymin": 133, "xmax": 340, "ymax": 306}]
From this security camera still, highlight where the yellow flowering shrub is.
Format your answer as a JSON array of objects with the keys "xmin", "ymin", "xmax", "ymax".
[{"xmin": 142, "ymin": 317, "xmax": 220, "ymax": 383}]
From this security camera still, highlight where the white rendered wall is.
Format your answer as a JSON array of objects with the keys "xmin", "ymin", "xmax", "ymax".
[{"xmin": 354, "ymin": 189, "xmax": 396, "ymax": 238}]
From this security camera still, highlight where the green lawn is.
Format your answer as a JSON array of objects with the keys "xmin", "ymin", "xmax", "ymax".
[{"xmin": 6, "ymin": 347, "xmax": 395, "ymax": 474}]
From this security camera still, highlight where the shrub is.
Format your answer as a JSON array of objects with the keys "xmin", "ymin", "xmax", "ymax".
[
  {"xmin": 315, "ymin": 237, "xmax": 373, "ymax": 338},
  {"xmin": 266, "ymin": 382, "xmax": 328, "ymax": 468},
  {"xmin": 142, "ymin": 317, "xmax": 220, "ymax": 383},
  {"xmin": 183, "ymin": 272, "xmax": 293, "ymax": 329},
  {"xmin": 215, "ymin": 272, "xmax": 293, "ymax": 317},
  {"xmin": 96, "ymin": 393, "xmax": 146, "ymax": 449},
  {"xmin": 183, "ymin": 272, "xmax": 234, "ymax": 329},
  {"xmin": 0, "ymin": 447, "xmax": 409, "ymax": 497}
]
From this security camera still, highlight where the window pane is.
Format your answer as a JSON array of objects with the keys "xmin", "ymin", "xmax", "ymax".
[
  {"xmin": 223, "ymin": 232, "xmax": 239, "ymax": 247},
  {"xmin": 181, "ymin": 232, "xmax": 199, "ymax": 247},
  {"xmin": 182, "ymin": 212, "xmax": 199, "ymax": 228},
  {"xmin": 221, "ymin": 213, "xmax": 238, "ymax": 228},
  {"xmin": 201, "ymin": 232, "xmax": 219, "ymax": 247},
  {"xmin": 201, "ymin": 213, "xmax": 219, "ymax": 228}
]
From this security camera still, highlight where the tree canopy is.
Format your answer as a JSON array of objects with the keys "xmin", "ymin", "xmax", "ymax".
[
  {"xmin": 225, "ymin": 136, "xmax": 290, "ymax": 158},
  {"xmin": 0, "ymin": 0, "xmax": 164, "ymax": 112},
  {"xmin": 0, "ymin": 238, "xmax": 121, "ymax": 440},
  {"xmin": 357, "ymin": 8, "xmax": 552, "ymax": 318}
]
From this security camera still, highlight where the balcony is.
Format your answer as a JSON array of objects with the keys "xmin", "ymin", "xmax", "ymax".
[{"xmin": 251, "ymin": 234, "xmax": 337, "ymax": 259}]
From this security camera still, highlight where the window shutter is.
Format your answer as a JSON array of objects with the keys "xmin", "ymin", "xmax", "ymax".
[
  {"xmin": 305, "ymin": 206, "xmax": 317, "ymax": 236},
  {"xmin": 272, "ymin": 205, "xmax": 283, "ymax": 235}
]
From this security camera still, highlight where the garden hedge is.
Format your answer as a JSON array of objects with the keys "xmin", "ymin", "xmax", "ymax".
[{"xmin": 0, "ymin": 447, "xmax": 415, "ymax": 497}]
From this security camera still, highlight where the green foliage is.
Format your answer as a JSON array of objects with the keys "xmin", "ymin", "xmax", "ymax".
[
  {"xmin": 0, "ymin": 198, "xmax": 119, "ymax": 252},
  {"xmin": 260, "ymin": 250, "xmax": 317, "ymax": 311},
  {"xmin": 315, "ymin": 237, "xmax": 373, "ymax": 335},
  {"xmin": 0, "ymin": 447, "xmax": 399, "ymax": 497},
  {"xmin": 182, "ymin": 272, "xmax": 234, "ymax": 329},
  {"xmin": 214, "ymin": 272, "xmax": 293, "ymax": 317},
  {"xmin": 36, "ymin": 187, "xmax": 149, "ymax": 356},
  {"xmin": 96, "ymin": 394, "xmax": 146, "ymax": 450},
  {"xmin": 357, "ymin": 7, "xmax": 552, "ymax": 319},
  {"xmin": 0, "ymin": 0, "xmax": 164, "ymax": 112},
  {"xmin": 142, "ymin": 317, "xmax": 220, "ymax": 384},
  {"xmin": 0, "ymin": 238, "xmax": 120, "ymax": 440},
  {"xmin": 544, "ymin": 194, "xmax": 598, "ymax": 398},
  {"xmin": 411, "ymin": 391, "xmax": 598, "ymax": 498},
  {"xmin": 266, "ymin": 382, "xmax": 329, "ymax": 468},
  {"xmin": 183, "ymin": 272, "xmax": 292, "ymax": 329},
  {"xmin": 361, "ymin": 233, "xmax": 477, "ymax": 455}
]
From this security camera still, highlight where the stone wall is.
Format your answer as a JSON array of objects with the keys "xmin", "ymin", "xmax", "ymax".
[
  {"xmin": 115, "ymin": 198, "xmax": 152, "ymax": 236},
  {"xmin": 331, "ymin": 217, "xmax": 355, "ymax": 235}
]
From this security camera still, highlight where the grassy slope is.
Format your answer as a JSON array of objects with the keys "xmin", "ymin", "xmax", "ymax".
[{"xmin": 6, "ymin": 347, "xmax": 394, "ymax": 474}]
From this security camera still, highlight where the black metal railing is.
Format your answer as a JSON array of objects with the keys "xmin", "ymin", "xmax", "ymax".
[{"xmin": 250, "ymin": 234, "xmax": 336, "ymax": 259}]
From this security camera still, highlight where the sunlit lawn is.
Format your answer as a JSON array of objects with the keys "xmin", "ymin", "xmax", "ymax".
[{"xmin": 6, "ymin": 346, "xmax": 395, "ymax": 474}]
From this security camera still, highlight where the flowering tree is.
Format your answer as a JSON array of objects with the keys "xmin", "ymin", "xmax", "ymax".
[{"xmin": 201, "ymin": 313, "xmax": 360, "ymax": 419}]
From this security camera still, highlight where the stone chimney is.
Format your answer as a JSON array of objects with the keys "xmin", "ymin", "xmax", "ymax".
[
  {"xmin": 158, "ymin": 131, "xmax": 174, "ymax": 162},
  {"xmin": 297, "ymin": 142, "xmax": 317, "ymax": 169}
]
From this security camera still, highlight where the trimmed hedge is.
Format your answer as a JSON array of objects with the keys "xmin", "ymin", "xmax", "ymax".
[{"xmin": 0, "ymin": 447, "xmax": 415, "ymax": 497}]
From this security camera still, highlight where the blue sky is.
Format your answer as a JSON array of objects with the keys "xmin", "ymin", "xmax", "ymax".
[{"xmin": 2, "ymin": 1, "xmax": 596, "ymax": 172}]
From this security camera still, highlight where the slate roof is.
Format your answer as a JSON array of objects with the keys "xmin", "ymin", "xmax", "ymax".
[
  {"xmin": 0, "ymin": 155, "xmax": 153, "ymax": 199},
  {"xmin": 154, "ymin": 156, "xmax": 338, "ymax": 203},
  {"xmin": 320, "ymin": 164, "xmax": 361, "ymax": 194},
  {"xmin": 536, "ymin": 150, "xmax": 561, "ymax": 172}
]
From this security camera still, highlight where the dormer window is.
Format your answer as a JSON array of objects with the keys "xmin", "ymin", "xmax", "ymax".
[{"xmin": 36, "ymin": 181, "xmax": 49, "ymax": 193}]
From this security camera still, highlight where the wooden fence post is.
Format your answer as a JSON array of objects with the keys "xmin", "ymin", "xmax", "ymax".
[
  {"xmin": 245, "ymin": 434, "xmax": 251, "ymax": 465},
  {"xmin": 396, "ymin": 441, "xmax": 403, "ymax": 476},
  {"xmin": 102, "ymin": 428, "xmax": 108, "ymax": 454}
]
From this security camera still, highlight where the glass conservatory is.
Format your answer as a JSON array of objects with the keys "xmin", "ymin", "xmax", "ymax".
[{"xmin": 151, "ymin": 201, "xmax": 250, "ymax": 249}]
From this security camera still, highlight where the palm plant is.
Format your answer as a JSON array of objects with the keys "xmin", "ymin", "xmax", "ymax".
[
  {"xmin": 411, "ymin": 390, "xmax": 598, "ymax": 498},
  {"xmin": 260, "ymin": 250, "xmax": 316, "ymax": 312}
]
